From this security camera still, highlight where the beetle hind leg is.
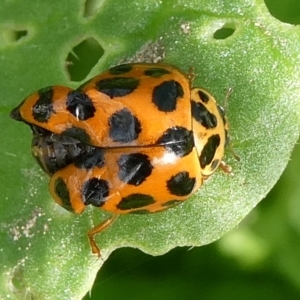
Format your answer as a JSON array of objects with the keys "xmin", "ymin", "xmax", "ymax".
[{"xmin": 87, "ymin": 214, "xmax": 119, "ymax": 257}]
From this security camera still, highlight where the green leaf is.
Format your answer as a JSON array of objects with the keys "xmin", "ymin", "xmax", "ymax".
[{"xmin": 1, "ymin": 0, "xmax": 300, "ymax": 299}]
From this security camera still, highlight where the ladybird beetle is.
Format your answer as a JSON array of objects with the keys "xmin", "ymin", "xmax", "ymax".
[{"xmin": 10, "ymin": 63, "xmax": 230, "ymax": 256}]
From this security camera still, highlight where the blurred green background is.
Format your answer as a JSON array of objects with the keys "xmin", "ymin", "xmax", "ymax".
[{"xmin": 85, "ymin": 1, "xmax": 300, "ymax": 299}]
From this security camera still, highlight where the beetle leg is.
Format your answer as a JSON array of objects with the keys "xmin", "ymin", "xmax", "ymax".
[{"xmin": 87, "ymin": 214, "xmax": 119, "ymax": 257}]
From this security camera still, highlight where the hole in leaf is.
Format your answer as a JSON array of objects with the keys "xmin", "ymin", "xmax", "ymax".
[
  {"xmin": 83, "ymin": 0, "xmax": 105, "ymax": 18},
  {"xmin": 10, "ymin": 270, "xmax": 24, "ymax": 292},
  {"xmin": 8, "ymin": 264, "xmax": 34, "ymax": 298},
  {"xmin": 1, "ymin": 28, "xmax": 28, "ymax": 44},
  {"xmin": 14, "ymin": 30, "xmax": 28, "ymax": 41},
  {"xmin": 213, "ymin": 24, "xmax": 236, "ymax": 40},
  {"xmin": 264, "ymin": 0, "xmax": 300, "ymax": 24},
  {"xmin": 66, "ymin": 37, "xmax": 104, "ymax": 82}
]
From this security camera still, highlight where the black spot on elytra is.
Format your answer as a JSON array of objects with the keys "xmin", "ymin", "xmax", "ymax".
[
  {"xmin": 167, "ymin": 171, "xmax": 196, "ymax": 196},
  {"xmin": 66, "ymin": 91, "xmax": 95, "ymax": 120},
  {"xmin": 156, "ymin": 126, "xmax": 194, "ymax": 157},
  {"xmin": 10, "ymin": 100, "xmax": 25, "ymax": 121},
  {"xmin": 54, "ymin": 177, "xmax": 73, "ymax": 212},
  {"xmin": 32, "ymin": 87, "xmax": 54, "ymax": 123},
  {"xmin": 197, "ymin": 90, "xmax": 210, "ymax": 103},
  {"xmin": 109, "ymin": 108, "xmax": 141, "ymax": 143},
  {"xmin": 96, "ymin": 77, "xmax": 139, "ymax": 98},
  {"xmin": 199, "ymin": 135, "xmax": 221, "ymax": 168},
  {"xmin": 152, "ymin": 80, "xmax": 184, "ymax": 112},
  {"xmin": 82, "ymin": 178, "xmax": 109, "ymax": 207},
  {"xmin": 74, "ymin": 148, "xmax": 105, "ymax": 169},
  {"xmin": 118, "ymin": 153, "xmax": 153, "ymax": 186},
  {"xmin": 191, "ymin": 100, "xmax": 217, "ymax": 129},
  {"xmin": 117, "ymin": 194, "xmax": 155, "ymax": 210},
  {"xmin": 62, "ymin": 127, "xmax": 91, "ymax": 144},
  {"xmin": 144, "ymin": 67, "xmax": 171, "ymax": 78},
  {"xmin": 109, "ymin": 64, "xmax": 133, "ymax": 75}
]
